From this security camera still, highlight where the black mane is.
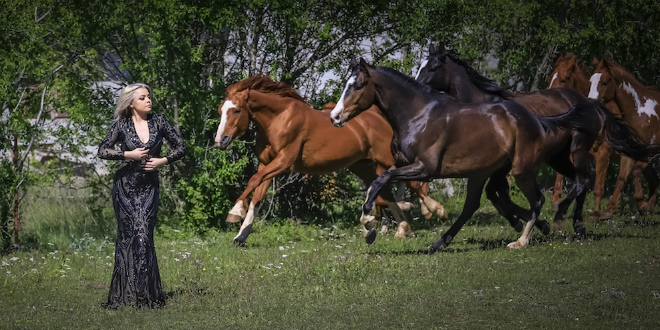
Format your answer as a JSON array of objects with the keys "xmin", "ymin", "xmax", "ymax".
[
  {"xmin": 374, "ymin": 66, "xmax": 440, "ymax": 96},
  {"xmin": 444, "ymin": 49, "xmax": 513, "ymax": 100}
]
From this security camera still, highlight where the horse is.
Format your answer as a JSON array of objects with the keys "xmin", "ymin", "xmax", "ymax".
[
  {"xmin": 549, "ymin": 54, "xmax": 658, "ymax": 219},
  {"xmin": 589, "ymin": 58, "xmax": 660, "ymax": 216},
  {"xmin": 415, "ymin": 44, "xmax": 599, "ymax": 232},
  {"xmin": 331, "ymin": 58, "xmax": 660, "ymax": 252},
  {"xmin": 214, "ymin": 75, "xmax": 447, "ymax": 245}
]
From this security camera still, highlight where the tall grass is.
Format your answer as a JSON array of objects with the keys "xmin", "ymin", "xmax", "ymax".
[{"xmin": 19, "ymin": 185, "xmax": 116, "ymax": 249}]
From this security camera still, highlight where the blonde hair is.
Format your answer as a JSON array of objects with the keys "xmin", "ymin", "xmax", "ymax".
[{"xmin": 114, "ymin": 83, "xmax": 152, "ymax": 119}]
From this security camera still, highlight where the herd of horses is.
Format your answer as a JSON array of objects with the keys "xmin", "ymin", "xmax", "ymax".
[{"xmin": 214, "ymin": 43, "xmax": 660, "ymax": 253}]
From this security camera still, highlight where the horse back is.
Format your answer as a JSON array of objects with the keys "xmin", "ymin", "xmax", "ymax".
[{"xmin": 513, "ymin": 88, "xmax": 585, "ymax": 116}]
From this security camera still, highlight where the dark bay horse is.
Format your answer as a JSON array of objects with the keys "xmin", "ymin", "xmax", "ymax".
[
  {"xmin": 331, "ymin": 58, "xmax": 660, "ymax": 252},
  {"xmin": 549, "ymin": 54, "xmax": 658, "ymax": 219},
  {"xmin": 589, "ymin": 59, "xmax": 660, "ymax": 216},
  {"xmin": 214, "ymin": 75, "xmax": 446, "ymax": 244},
  {"xmin": 415, "ymin": 44, "xmax": 597, "ymax": 232}
]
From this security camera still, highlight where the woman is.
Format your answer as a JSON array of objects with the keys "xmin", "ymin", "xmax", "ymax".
[{"xmin": 97, "ymin": 83, "xmax": 186, "ymax": 309}]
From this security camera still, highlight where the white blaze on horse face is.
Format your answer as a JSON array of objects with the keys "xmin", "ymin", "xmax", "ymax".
[
  {"xmin": 622, "ymin": 82, "xmax": 659, "ymax": 119},
  {"xmin": 415, "ymin": 59, "xmax": 429, "ymax": 79},
  {"xmin": 330, "ymin": 76, "xmax": 356, "ymax": 118},
  {"xmin": 548, "ymin": 72, "xmax": 558, "ymax": 88},
  {"xmin": 215, "ymin": 100, "xmax": 237, "ymax": 143},
  {"xmin": 587, "ymin": 73, "xmax": 602, "ymax": 99}
]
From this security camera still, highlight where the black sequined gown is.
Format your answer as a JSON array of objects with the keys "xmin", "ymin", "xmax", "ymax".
[{"xmin": 97, "ymin": 113, "xmax": 185, "ymax": 309}]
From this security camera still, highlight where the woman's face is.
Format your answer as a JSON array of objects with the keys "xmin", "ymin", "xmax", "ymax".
[{"xmin": 131, "ymin": 88, "xmax": 152, "ymax": 115}]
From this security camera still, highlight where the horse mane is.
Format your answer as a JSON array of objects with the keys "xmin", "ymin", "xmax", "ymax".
[
  {"xmin": 230, "ymin": 75, "xmax": 307, "ymax": 103},
  {"xmin": 444, "ymin": 49, "xmax": 513, "ymax": 99},
  {"xmin": 373, "ymin": 66, "xmax": 439, "ymax": 95},
  {"xmin": 603, "ymin": 59, "xmax": 646, "ymax": 87}
]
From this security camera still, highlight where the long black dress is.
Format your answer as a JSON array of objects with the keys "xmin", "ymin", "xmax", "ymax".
[{"xmin": 97, "ymin": 113, "xmax": 185, "ymax": 309}]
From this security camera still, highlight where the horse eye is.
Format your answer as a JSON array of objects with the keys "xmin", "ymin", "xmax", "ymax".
[
  {"xmin": 560, "ymin": 79, "xmax": 566, "ymax": 83},
  {"xmin": 233, "ymin": 108, "xmax": 241, "ymax": 113}
]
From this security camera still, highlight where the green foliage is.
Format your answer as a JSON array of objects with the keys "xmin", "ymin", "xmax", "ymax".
[{"xmin": 3, "ymin": 0, "xmax": 660, "ymax": 239}]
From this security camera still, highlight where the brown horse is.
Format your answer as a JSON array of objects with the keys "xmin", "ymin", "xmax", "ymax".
[
  {"xmin": 589, "ymin": 59, "xmax": 660, "ymax": 216},
  {"xmin": 415, "ymin": 44, "xmax": 599, "ymax": 231},
  {"xmin": 332, "ymin": 58, "xmax": 660, "ymax": 252},
  {"xmin": 549, "ymin": 54, "xmax": 658, "ymax": 219},
  {"xmin": 214, "ymin": 75, "xmax": 446, "ymax": 244}
]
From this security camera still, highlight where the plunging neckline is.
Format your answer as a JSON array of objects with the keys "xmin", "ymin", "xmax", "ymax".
[{"xmin": 131, "ymin": 115, "xmax": 152, "ymax": 146}]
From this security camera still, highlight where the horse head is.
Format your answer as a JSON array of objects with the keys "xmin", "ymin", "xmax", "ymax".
[
  {"xmin": 415, "ymin": 42, "xmax": 450, "ymax": 86},
  {"xmin": 548, "ymin": 53, "xmax": 577, "ymax": 88},
  {"xmin": 214, "ymin": 87, "xmax": 251, "ymax": 149},
  {"xmin": 330, "ymin": 58, "xmax": 377, "ymax": 127},
  {"xmin": 588, "ymin": 58, "xmax": 617, "ymax": 103}
]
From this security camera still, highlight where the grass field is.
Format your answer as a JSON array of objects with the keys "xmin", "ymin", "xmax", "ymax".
[{"xmin": 1, "ymin": 187, "xmax": 659, "ymax": 329}]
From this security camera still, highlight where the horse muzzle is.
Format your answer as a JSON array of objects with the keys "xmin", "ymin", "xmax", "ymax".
[
  {"xmin": 217, "ymin": 135, "xmax": 233, "ymax": 150},
  {"xmin": 331, "ymin": 113, "xmax": 346, "ymax": 127}
]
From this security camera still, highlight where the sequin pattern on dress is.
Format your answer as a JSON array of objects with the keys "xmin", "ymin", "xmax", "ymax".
[{"xmin": 97, "ymin": 113, "xmax": 185, "ymax": 309}]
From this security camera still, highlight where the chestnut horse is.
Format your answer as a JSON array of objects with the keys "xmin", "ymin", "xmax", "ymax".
[
  {"xmin": 589, "ymin": 59, "xmax": 660, "ymax": 216},
  {"xmin": 415, "ymin": 44, "xmax": 598, "ymax": 232},
  {"xmin": 549, "ymin": 54, "xmax": 658, "ymax": 219},
  {"xmin": 331, "ymin": 58, "xmax": 660, "ymax": 252},
  {"xmin": 214, "ymin": 75, "xmax": 446, "ymax": 244}
]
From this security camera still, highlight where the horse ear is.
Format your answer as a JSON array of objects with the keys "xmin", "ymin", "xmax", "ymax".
[
  {"xmin": 359, "ymin": 58, "xmax": 370, "ymax": 72},
  {"xmin": 592, "ymin": 57, "xmax": 599, "ymax": 66},
  {"xmin": 350, "ymin": 58, "xmax": 359, "ymax": 69},
  {"xmin": 429, "ymin": 43, "xmax": 436, "ymax": 54}
]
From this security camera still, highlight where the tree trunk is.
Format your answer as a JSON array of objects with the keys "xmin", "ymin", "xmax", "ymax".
[{"xmin": 530, "ymin": 45, "xmax": 556, "ymax": 91}]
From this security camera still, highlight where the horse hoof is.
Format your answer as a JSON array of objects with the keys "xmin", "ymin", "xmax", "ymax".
[
  {"xmin": 538, "ymin": 220, "xmax": 551, "ymax": 235},
  {"xmin": 552, "ymin": 219, "xmax": 565, "ymax": 230},
  {"xmin": 380, "ymin": 225, "xmax": 389, "ymax": 235},
  {"xmin": 428, "ymin": 243, "xmax": 445, "ymax": 254},
  {"xmin": 574, "ymin": 222, "xmax": 586, "ymax": 237},
  {"xmin": 599, "ymin": 212, "xmax": 613, "ymax": 220},
  {"xmin": 436, "ymin": 207, "xmax": 449, "ymax": 220},
  {"xmin": 233, "ymin": 236, "xmax": 246, "ymax": 247},
  {"xmin": 395, "ymin": 221, "xmax": 412, "ymax": 238},
  {"xmin": 226, "ymin": 214, "xmax": 243, "ymax": 223},
  {"xmin": 507, "ymin": 240, "xmax": 526, "ymax": 249},
  {"xmin": 365, "ymin": 229, "xmax": 377, "ymax": 244}
]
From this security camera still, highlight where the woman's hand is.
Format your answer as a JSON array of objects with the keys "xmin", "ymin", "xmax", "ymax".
[
  {"xmin": 144, "ymin": 157, "xmax": 168, "ymax": 172},
  {"xmin": 125, "ymin": 147, "xmax": 150, "ymax": 161}
]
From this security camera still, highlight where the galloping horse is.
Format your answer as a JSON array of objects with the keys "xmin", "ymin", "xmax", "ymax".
[
  {"xmin": 589, "ymin": 59, "xmax": 660, "ymax": 216},
  {"xmin": 549, "ymin": 54, "xmax": 658, "ymax": 219},
  {"xmin": 331, "ymin": 58, "xmax": 660, "ymax": 252},
  {"xmin": 415, "ymin": 44, "xmax": 598, "ymax": 232},
  {"xmin": 214, "ymin": 75, "xmax": 446, "ymax": 244}
]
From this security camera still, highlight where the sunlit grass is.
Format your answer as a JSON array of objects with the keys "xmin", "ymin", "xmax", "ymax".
[{"xmin": 2, "ymin": 185, "xmax": 660, "ymax": 329}]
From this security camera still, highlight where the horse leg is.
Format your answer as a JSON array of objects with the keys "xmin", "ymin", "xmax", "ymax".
[
  {"xmin": 591, "ymin": 142, "xmax": 611, "ymax": 218},
  {"xmin": 393, "ymin": 181, "xmax": 414, "ymax": 212},
  {"xmin": 640, "ymin": 163, "xmax": 659, "ymax": 214},
  {"xmin": 227, "ymin": 164, "xmax": 272, "ymax": 223},
  {"xmin": 507, "ymin": 172, "xmax": 546, "ymax": 249},
  {"xmin": 565, "ymin": 136, "xmax": 595, "ymax": 237},
  {"xmin": 602, "ymin": 156, "xmax": 635, "ymax": 219},
  {"xmin": 232, "ymin": 158, "xmax": 291, "ymax": 244},
  {"xmin": 632, "ymin": 162, "xmax": 654, "ymax": 214},
  {"xmin": 408, "ymin": 181, "xmax": 448, "ymax": 220},
  {"xmin": 484, "ymin": 167, "xmax": 528, "ymax": 232},
  {"xmin": 233, "ymin": 177, "xmax": 271, "ymax": 245},
  {"xmin": 429, "ymin": 176, "xmax": 488, "ymax": 253},
  {"xmin": 545, "ymin": 151, "xmax": 577, "ymax": 229},
  {"xmin": 552, "ymin": 174, "xmax": 564, "ymax": 211},
  {"xmin": 349, "ymin": 162, "xmax": 408, "ymax": 243}
]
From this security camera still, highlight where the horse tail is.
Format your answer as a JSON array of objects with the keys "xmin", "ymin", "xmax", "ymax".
[
  {"xmin": 597, "ymin": 102, "xmax": 660, "ymax": 163},
  {"xmin": 539, "ymin": 100, "xmax": 660, "ymax": 163},
  {"xmin": 537, "ymin": 100, "xmax": 601, "ymax": 141}
]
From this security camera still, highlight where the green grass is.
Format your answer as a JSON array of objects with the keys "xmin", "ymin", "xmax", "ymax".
[{"xmin": 2, "ymin": 186, "xmax": 660, "ymax": 329}]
